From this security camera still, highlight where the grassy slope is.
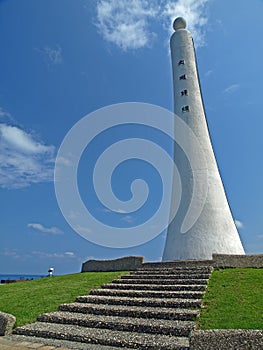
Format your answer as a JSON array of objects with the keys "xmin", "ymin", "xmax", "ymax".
[
  {"xmin": 0, "ymin": 271, "xmax": 127, "ymax": 327},
  {"xmin": 199, "ymin": 268, "xmax": 263, "ymax": 329},
  {"xmin": 1, "ymin": 269, "xmax": 262, "ymax": 330}
]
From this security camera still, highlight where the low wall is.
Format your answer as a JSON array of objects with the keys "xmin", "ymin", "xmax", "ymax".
[
  {"xmin": 213, "ymin": 254, "xmax": 263, "ymax": 269},
  {"xmin": 190, "ymin": 330, "xmax": 263, "ymax": 350},
  {"xmin": 81, "ymin": 256, "xmax": 144, "ymax": 272},
  {"xmin": 81, "ymin": 254, "xmax": 263, "ymax": 272}
]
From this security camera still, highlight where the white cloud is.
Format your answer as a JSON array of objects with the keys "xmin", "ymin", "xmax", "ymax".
[
  {"xmin": 115, "ymin": 208, "xmax": 129, "ymax": 213},
  {"xmin": 205, "ymin": 69, "xmax": 213, "ymax": 77},
  {"xmin": 31, "ymin": 251, "xmax": 76, "ymax": 259},
  {"xmin": 102, "ymin": 207, "xmax": 129, "ymax": 214},
  {"xmin": 0, "ymin": 123, "xmax": 55, "ymax": 189},
  {"xmin": 36, "ymin": 45, "xmax": 62, "ymax": 67},
  {"xmin": 235, "ymin": 219, "xmax": 244, "ymax": 229},
  {"xmin": 96, "ymin": 0, "xmax": 157, "ymax": 50},
  {"xmin": 162, "ymin": 0, "xmax": 209, "ymax": 47},
  {"xmin": 1, "ymin": 249, "xmax": 77, "ymax": 261},
  {"xmin": 64, "ymin": 251, "xmax": 75, "ymax": 257},
  {"xmin": 0, "ymin": 124, "xmax": 51, "ymax": 154},
  {"xmin": 121, "ymin": 215, "xmax": 135, "ymax": 223},
  {"xmin": 75, "ymin": 225, "xmax": 92, "ymax": 235},
  {"xmin": 28, "ymin": 223, "xmax": 64, "ymax": 235},
  {"xmin": 55, "ymin": 156, "xmax": 73, "ymax": 167},
  {"xmin": 223, "ymin": 84, "xmax": 240, "ymax": 94},
  {"xmin": 0, "ymin": 108, "xmax": 12, "ymax": 122},
  {"xmin": 2, "ymin": 249, "xmax": 21, "ymax": 259},
  {"xmin": 95, "ymin": 0, "xmax": 209, "ymax": 50},
  {"xmin": 68, "ymin": 211, "xmax": 80, "ymax": 220}
]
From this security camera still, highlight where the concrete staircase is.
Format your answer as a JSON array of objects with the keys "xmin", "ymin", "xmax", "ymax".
[{"xmin": 12, "ymin": 263, "xmax": 213, "ymax": 349}]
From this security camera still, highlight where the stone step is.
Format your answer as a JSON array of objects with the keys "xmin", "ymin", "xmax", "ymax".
[
  {"xmin": 136, "ymin": 265, "xmax": 213, "ymax": 269},
  {"xmin": 14, "ymin": 322, "xmax": 190, "ymax": 349},
  {"xmin": 141, "ymin": 261, "xmax": 213, "ymax": 269},
  {"xmin": 111, "ymin": 278, "xmax": 208, "ymax": 285},
  {"xmin": 133, "ymin": 267, "xmax": 213, "ymax": 274},
  {"xmin": 76, "ymin": 295, "xmax": 201, "ymax": 308},
  {"xmin": 122, "ymin": 273, "xmax": 210, "ymax": 280},
  {"xmin": 102, "ymin": 283, "xmax": 207, "ymax": 291},
  {"xmin": 89, "ymin": 288, "xmax": 204, "ymax": 299},
  {"xmin": 59, "ymin": 302, "xmax": 199, "ymax": 321},
  {"xmin": 38, "ymin": 311, "xmax": 196, "ymax": 337}
]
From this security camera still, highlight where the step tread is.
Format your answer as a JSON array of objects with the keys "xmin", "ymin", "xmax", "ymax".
[
  {"xmin": 142, "ymin": 261, "xmax": 212, "ymax": 268},
  {"xmin": 122, "ymin": 274, "xmax": 210, "ymax": 279},
  {"xmin": 102, "ymin": 283, "xmax": 207, "ymax": 291},
  {"xmin": 135, "ymin": 267, "xmax": 213, "ymax": 272},
  {"xmin": 59, "ymin": 302, "xmax": 199, "ymax": 320},
  {"xmin": 90, "ymin": 289, "xmax": 204, "ymax": 299},
  {"xmin": 112, "ymin": 278, "xmax": 208, "ymax": 285},
  {"xmin": 76, "ymin": 295, "xmax": 201, "ymax": 308},
  {"xmin": 38, "ymin": 311, "xmax": 196, "ymax": 336},
  {"xmin": 14, "ymin": 322, "xmax": 190, "ymax": 349}
]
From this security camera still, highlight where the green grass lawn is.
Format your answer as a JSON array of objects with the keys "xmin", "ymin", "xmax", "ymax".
[
  {"xmin": 1, "ymin": 269, "xmax": 262, "ymax": 330},
  {"xmin": 0, "ymin": 271, "xmax": 127, "ymax": 327},
  {"xmin": 198, "ymin": 268, "xmax": 263, "ymax": 329}
]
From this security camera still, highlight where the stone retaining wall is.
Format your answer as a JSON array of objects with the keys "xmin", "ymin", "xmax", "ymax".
[
  {"xmin": 81, "ymin": 256, "xmax": 144, "ymax": 272},
  {"xmin": 190, "ymin": 330, "xmax": 263, "ymax": 349},
  {"xmin": 212, "ymin": 254, "xmax": 263, "ymax": 269},
  {"xmin": 82, "ymin": 254, "xmax": 263, "ymax": 272},
  {"xmin": 0, "ymin": 312, "xmax": 16, "ymax": 336}
]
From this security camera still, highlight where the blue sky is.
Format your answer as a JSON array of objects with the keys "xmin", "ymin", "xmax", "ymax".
[{"xmin": 1, "ymin": 0, "xmax": 263, "ymax": 275}]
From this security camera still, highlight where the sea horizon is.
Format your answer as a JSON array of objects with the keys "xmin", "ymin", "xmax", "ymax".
[{"xmin": 0, "ymin": 274, "xmax": 47, "ymax": 283}]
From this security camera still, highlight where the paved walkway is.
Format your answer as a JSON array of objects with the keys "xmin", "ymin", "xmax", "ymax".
[{"xmin": 0, "ymin": 337, "xmax": 69, "ymax": 350}]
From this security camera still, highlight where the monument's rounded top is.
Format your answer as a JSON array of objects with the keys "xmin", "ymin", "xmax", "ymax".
[{"xmin": 173, "ymin": 17, "xmax": 187, "ymax": 31}]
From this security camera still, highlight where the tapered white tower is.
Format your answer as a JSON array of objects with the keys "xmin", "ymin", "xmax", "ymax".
[{"xmin": 162, "ymin": 18, "xmax": 245, "ymax": 261}]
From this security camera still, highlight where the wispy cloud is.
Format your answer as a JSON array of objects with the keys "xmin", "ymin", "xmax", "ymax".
[
  {"xmin": 64, "ymin": 251, "xmax": 75, "ymax": 257},
  {"xmin": 1, "ymin": 249, "xmax": 30, "ymax": 260},
  {"xmin": 162, "ymin": 0, "xmax": 209, "ymax": 47},
  {"xmin": 0, "ymin": 107, "xmax": 12, "ymax": 122},
  {"xmin": 205, "ymin": 69, "xmax": 213, "ymax": 77},
  {"xmin": 102, "ymin": 207, "xmax": 129, "ymax": 214},
  {"xmin": 0, "ymin": 123, "xmax": 55, "ymax": 189},
  {"xmin": 0, "ymin": 124, "xmax": 51, "ymax": 154},
  {"xmin": 1, "ymin": 249, "xmax": 76, "ymax": 260},
  {"xmin": 115, "ymin": 208, "xmax": 129, "ymax": 214},
  {"xmin": 96, "ymin": 0, "xmax": 158, "ymax": 50},
  {"xmin": 28, "ymin": 223, "xmax": 64, "ymax": 235},
  {"xmin": 55, "ymin": 156, "xmax": 73, "ymax": 167},
  {"xmin": 223, "ymin": 83, "xmax": 240, "ymax": 94},
  {"xmin": 75, "ymin": 225, "xmax": 92, "ymax": 235},
  {"xmin": 31, "ymin": 251, "xmax": 76, "ymax": 259},
  {"xmin": 95, "ymin": 0, "xmax": 209, "ymax": 50},
  {"xmin": 121, "ymin": 215, "xmax": 135, "ymax": 223},
  {"xmin": 36, "ymin": 45, "xmax": 62, "ymax": 68},
  {"xmin": 235, "ymin": 219, "xmax": 244, "ymax": 229}
]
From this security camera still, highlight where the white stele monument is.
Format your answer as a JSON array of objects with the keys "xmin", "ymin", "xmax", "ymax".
[{"xmin": 162, "ymin": 18, "xmax": 245, "ymax": 261}]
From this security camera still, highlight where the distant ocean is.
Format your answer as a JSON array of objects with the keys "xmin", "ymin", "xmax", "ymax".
[{"xmin": 0, "ymin": 274, "xmax": 46, "ymax": 284}]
